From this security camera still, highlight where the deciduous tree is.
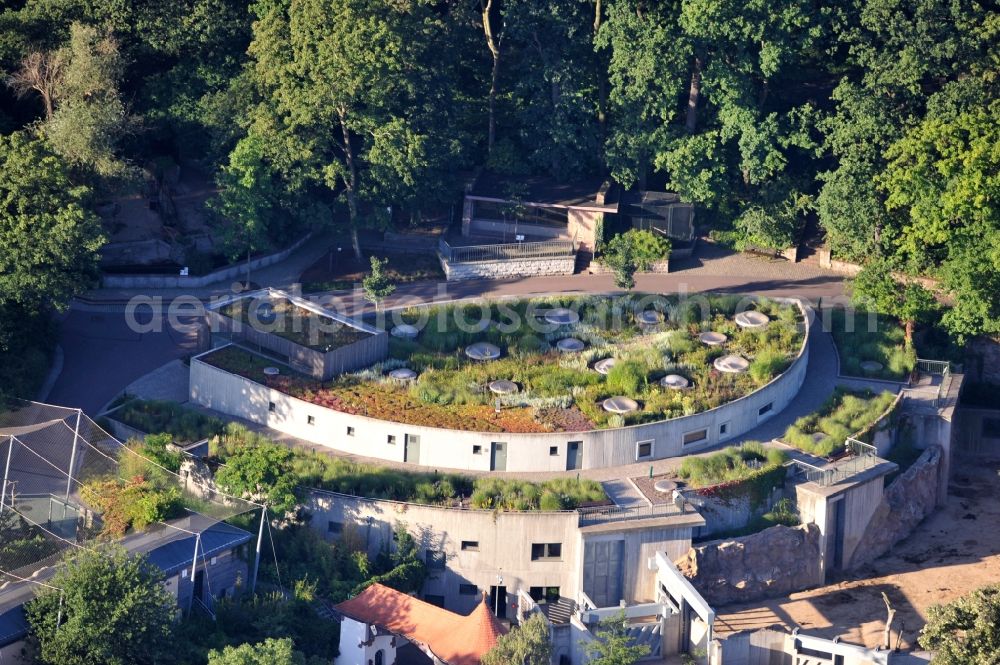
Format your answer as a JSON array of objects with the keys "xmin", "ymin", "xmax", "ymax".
[
  {"xmin": 25, "ymin": 546, "xmax": 175, "ymax": 665},
  {"xmin": 482, "ymin": 611, "xmax": 552, "ymax": 665}
]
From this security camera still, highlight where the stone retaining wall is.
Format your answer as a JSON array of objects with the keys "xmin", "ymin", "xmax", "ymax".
[
  {"xmin": 847, "ymin": 446, "xmax": 942, "ymax": 569},
  {"xmin": 587, "ymin": 259, "xmax": 670, "ymax": 275},
  {"xmin": 440, "ymin": 255, "xmax": 576, "ymax": 281},
  {"xmin": 676, "ymin": 523, "xmax": 823, "ymax": 606}
]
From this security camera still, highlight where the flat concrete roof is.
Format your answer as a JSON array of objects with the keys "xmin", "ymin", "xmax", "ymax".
[
  {"xmin": 578, "ymin": 511, "xmax": 706, "ymax": 535},
  {"xmin": 796, "ymin": 459, "xmax": 899, "ymax": 498}
]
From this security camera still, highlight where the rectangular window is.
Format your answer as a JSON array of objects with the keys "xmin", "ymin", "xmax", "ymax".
[
  {"xmin": 425, "ymin": 550, "xmax": 446, "ymax": 570},
  {"xmin": 758, "ymin": 402, "xmax": 774, "ymax": 417},
  {"xmin": 327, "ymin": 521, "xmax": 343, "ymax": 535},
  {"xmin": 529, "ymin": 586, "xmax": 561, "ymax": 603},
  {"xmin": 636, "ymin": 440, "xmax": 653, "ymax": 459},
  {"xmin": 549, "ymin": 446, "xmax": 559, "ymax": 456},
  {"xmin": 268, "ymin": 401, "xmax": 276, "ymax": 413},
  {"xmin": 461, "ymin": 541, "xmax": 480, "ymax": 552},
  {"xmin": 459, "ymin": 584, "xmax": 478, "ymax": 596},
  {"xmin": 682, "ymin": 429, "xmax": 708, "ymax": 446},
  {"xmin": 307, "ymin": 415, "xmax": 315, "ymax": 425},
  {"xmin": 719, "ymin": 422, "xmax": 729, "ymax": 436},
  {"xmin": 424, "ymin": 594, "xmax": 445, "ymax": 607},
  {"xmin": 473, "ymin": 445, "xmax": 483, "ymax": 455},
  {"xmin": 346, "ymin": 426, "xmax": 355, "ymax": 436},
  {"xmin": 531, "ymin": 543, "xmax": 562, "ymax": 561},
  {"xmin": 387, "ymin": 434, "xmax": 396, "ymax": 445}
]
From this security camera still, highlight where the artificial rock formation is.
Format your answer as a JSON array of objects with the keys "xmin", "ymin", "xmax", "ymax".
[
  {"xmin": 676, "ymin": 523, "xmax": 822, "ymax": 606},
  {"xmin": 847, "ymin": 445, "xmax": 942, "ymax": 569}
]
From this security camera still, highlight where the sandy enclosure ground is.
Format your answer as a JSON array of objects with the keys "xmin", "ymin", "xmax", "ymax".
[{"xmin": 714, "ymin": 460, "xmax": 1000, "ymax": 650}]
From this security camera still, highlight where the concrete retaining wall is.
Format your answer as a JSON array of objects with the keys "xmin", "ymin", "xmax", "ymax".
[
  {"xmin": 101, "ymin": 234, "xmax": 312, "ymax": 289},
  {"xmin": 440, "ymin": 255, "xmax": 576, "ymax": 281}
]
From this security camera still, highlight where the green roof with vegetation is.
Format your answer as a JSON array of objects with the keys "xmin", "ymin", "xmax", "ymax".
[
  {"xmin": 219, "ymin": 295, "xmax": 372, "ymax": 351},
  {"xmin": 202, "ymin": 294, "xmax": 804, "ymax": 433},
  {"xmin": 783, "ymin": 389, "xmax": 898, "ymax": 457},
  {"xmin": 107, "ymin": 397, "xmax": 224, "ymax": 443},
  {"xmin": 828, "ymin": 307, "xmax": 916, "ymax": 381}
]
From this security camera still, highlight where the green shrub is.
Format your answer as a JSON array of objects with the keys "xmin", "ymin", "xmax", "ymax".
[
  {"xmin": 114, "ymin": 399, "xmax": 223, "ymax": 442},
  {"xmin": 605, "ymin": 360, "xmax": 647, "ymax": 395},
  {"xmin": 749, "ymin": 348, "xmax": 789, "ymax": 384},
  {"xmin": 678, "ymin": 443, "xmax": 787, "ymax": 487}
]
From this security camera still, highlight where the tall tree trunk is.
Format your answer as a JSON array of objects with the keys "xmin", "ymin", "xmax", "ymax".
[
  {"xmin": 339, "ymin": 109, "xmax": 363, "ymax": 261},
  {"xmin": 482, "ymin": 0, "xmax": 502, "ymax": 156},
  {"xmin": 594, "ymin": 0, "xmax": 607, "ymax": 156},
  {"xmin": 685, "ymin": 55, "xmax": 703, "ymax": 134},
  {"xmin": 904, "ymin": 319, "xmax": 914, "ymax": 346}
]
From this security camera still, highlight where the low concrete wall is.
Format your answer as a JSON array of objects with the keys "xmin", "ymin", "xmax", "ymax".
[
  {"xmin": 847, "ymin": 446, "xmax": 942, "ymax": 569},
  {"xmin": 711, "ymin": 628, "xmax": 889, "ymax": 665},
  {"xmin": 818, "ymin": 249, "xmax": 939, "ymax": 289},
  {"xmin": 101, "ymin": 233, "xmax": 312, "ymax": 289},
  {"xmin": 440, "ymin": 254, "xmax": 576, "ymax": 281},
  {"xmin": 676, "ymin": 523, "xmax": 823, "ymax": 606}
]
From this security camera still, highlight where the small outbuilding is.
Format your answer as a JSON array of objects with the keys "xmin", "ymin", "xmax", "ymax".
[{"xmin": 461, "ymin": 171, "xmax": 618, "ymax": 253}]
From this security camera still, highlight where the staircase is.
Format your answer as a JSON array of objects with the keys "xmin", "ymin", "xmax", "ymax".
[
  {"xmin": 541, "ymin": 597, "xmax": 577, "ymax": 625},
  {"xmin": 626, "ymin": 623, "xmax": 662, "ymax": 658},
  {"xmin": 574, "ymin": 249, "xmax": 593, "ymax": 273}
]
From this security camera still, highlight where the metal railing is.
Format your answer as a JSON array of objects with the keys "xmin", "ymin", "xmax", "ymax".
[
  {"xmin": 577, "ymin": 501, "xmax": 683, "ymax": 527},
  {"xmin": 438, "ymin": 237, "xmax": 576, "ymax": 264},
  {"xmin": 905, "ymin": 358, "xmax": 953, "ymax": 408},
  {"xmin": 789, "ymin": 437, "xmax": 879, "ymax": 487}
]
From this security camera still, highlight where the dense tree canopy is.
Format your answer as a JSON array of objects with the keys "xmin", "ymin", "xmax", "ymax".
[
  {"xmin": 920, "ymin": 584, "xmax": 1000, "ymax": 665},
  {"xmin": 0, "ymin": 0, "xmax": 997, "ymax": 368},
  {"xmin": 25, "ymin": 547, "xmax": 175, "ymax": 665},
  {"xmin": 0, "ymin": 131, "xmax": 104, "ymax": 309}
]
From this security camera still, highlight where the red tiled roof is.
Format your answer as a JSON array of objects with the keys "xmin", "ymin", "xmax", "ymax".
[{"xmin": 335, "ymin": 584, "xmax": 508, "ymax": 665}]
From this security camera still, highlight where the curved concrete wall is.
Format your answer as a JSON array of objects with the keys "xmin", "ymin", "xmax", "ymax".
[{"xmin": 190, "ymin": 300, "xmax": 810, "ymax": 472}]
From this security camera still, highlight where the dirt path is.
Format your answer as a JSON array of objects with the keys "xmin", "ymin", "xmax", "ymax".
[{"xmin": 714, "ymin": 460, "xmax": 1000, "ymax": 650}]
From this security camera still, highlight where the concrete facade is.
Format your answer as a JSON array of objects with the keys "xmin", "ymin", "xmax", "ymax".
[
  {"xmin": 189, "ymin": 299, "xmax": 808, "ymax": 472},
  {"xmin": 308, "ymin": 490, "xmax": 702, "ymax": 617},
  {"xmin": 955, "ymin": 406, "xmax": 1000, "ymax": 458}
]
